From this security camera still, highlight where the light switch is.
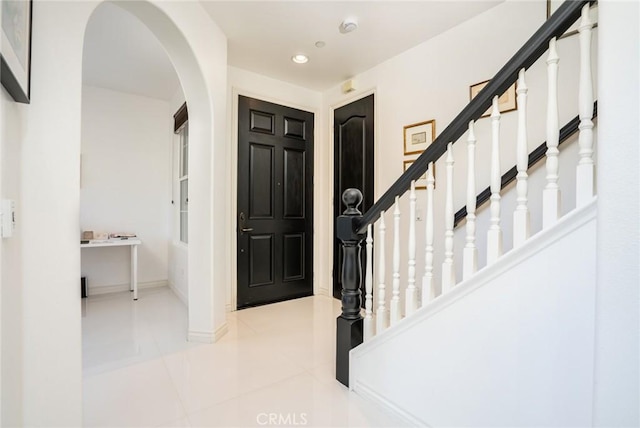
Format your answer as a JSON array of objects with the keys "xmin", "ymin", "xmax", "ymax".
[{"xmin": 1, "ymin": 199, "xmax": 15, "ymax": 238}]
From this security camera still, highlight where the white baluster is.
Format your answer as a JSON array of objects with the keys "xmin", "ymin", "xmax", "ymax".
[
  {"xmin": 376, "ymin": 212, "xmax": 388, "ymax": 333},
  {"xmin": 422, "ymin": 163, "xmax": 436, "ymax": 305},
  {"xmin": 576, "ymin": 4, "xmax": 595, "ymax": 206},
  {"xmin": 405, "ymin": 181, "xmax": 417, "ymax": 316},
  {"xmin": 544, "ymin": 37, "xmax": 561, "ymax": 228},
  {"xmin": 487, "ymin": 96, "xmax": 503, "ymax": 265},
  {"xmin": 513, "ymin": 68, "xmax": 530, "ymax": 248},
  {"xmin": 390, "ymin": 197, "xmax": 401, "ymax": 325},
  {"xmin": 364, "ymin": 224, "xmax": 374, "ymax": 341},
  {"xmin": 442, "ymin": 143, "xmax": 455, "ymax": 293},
  {"xmin": 463, "ymin": 121, "xmax": 478, "ymax": 280}
]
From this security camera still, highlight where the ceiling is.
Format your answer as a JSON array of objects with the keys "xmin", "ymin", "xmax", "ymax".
[
  {"xmin": 82, "ymin": 1, "xmax": 503, "ymax": 100},
  {"xmin": 83, "ymin": 2, "xmax": 181, "ymax": 101}
]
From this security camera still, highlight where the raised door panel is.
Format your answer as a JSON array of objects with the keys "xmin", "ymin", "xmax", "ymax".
[
  {"xmin": 338, "ymin": 117, "xmax": 366, "ymax": 200},
  {"xmin": 283, "ymin": 148, "xmax": 305, "ymax": 219},
  {"xmin": 283, "ymin": 233, "xmax": 304, "ymax": 281},
  {"xmin": 249, "ymin": 234, "xmax": 274, "ymax": 287},
  {"xmin": 249, "ymin": 143, "xmax": 274, "ymax": 219}
]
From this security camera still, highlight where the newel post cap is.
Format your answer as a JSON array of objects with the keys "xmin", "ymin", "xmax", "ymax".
[{"xmin": 342, "ymin": 188, "xmax": 363, "ymax": 215}]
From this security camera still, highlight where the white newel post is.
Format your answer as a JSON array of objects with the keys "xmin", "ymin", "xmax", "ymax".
[
  {"xmin": 390, "ymin": 197, "xmax": 401, "ymax": 325},
  {"xmin": 463, "ymin": 121, "xmax": 478, "ymax": 280},
  {"xmin": 487, "ymin": 96, "xmax": 503, "ymax": 264},
  {"xmin": 442, "ymin": 143, "xmax": 456, "ymax": 293},
  {"xmin": 405, "ymin": 181, "xmax": 418, "ymax": 316},
  {"xmin": 376, "ymin": 212, "xmax": 388, "ymax": 333},
  {"xmin": 422, "ymin": 163, "xmax": 436, "ymax": 305},
  {"xmin": 576, "ymin": 3, "xmax": 595, "ymax": 206},
  {"xmin": 544, "ymin": 37, "xmax": 561, "ymax": 228},
  {"xmin": 513, "ymin": 68, "xmax": 530, "ymax": 248},
  {"xmin": 364, "ymin": 224, "xmax": 374, "ymax": 341}
]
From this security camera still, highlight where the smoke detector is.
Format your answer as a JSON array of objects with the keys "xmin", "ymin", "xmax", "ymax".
[{"xmin": 339, "ymin": 18, "xmax": 358, "ymax": 34}]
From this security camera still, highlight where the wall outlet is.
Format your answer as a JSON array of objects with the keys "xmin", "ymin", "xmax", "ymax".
[{"xmin": 1, "ymin": 199, "xmax": 16, "ymax": 238}]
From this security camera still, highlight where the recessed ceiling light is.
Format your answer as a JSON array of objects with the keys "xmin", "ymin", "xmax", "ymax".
[
  {"xmin": 339, "ymin": 18, "xmax": 358, "ymax": 34},
  {"xmin": 315, "ymin": 41, "xmax": 326, "ymax": 48},
  {"xmin": 292, "ymin": 54, "xmax": 309, "ymax": 64}
]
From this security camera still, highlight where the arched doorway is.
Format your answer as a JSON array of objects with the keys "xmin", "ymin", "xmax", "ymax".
[{"xmin": 19, "ymin": 1, "xmax": 228, "ymax": 423}]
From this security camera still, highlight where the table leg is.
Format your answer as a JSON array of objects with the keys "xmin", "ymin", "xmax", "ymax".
[{"xmin": 131, "ymin": 244, "xmax": 138, "ymax": 301}]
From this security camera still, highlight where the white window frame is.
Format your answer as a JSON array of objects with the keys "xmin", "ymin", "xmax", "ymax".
[{"xmin": 178, "ymin": 123, "xmax": 188, "ymax": 244}]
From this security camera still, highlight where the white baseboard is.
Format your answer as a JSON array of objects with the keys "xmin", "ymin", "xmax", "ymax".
[
  {"xmin": 315, "ymin": 287, "xmax": 331, "ymax": 297},
  {"xmin": 88, "ymin": 280, "xmax": 168, "ymax": 296},
  {"xmin": 187, "ymin": 323, "xmax": 229, "ymax": 344},
  {"xmin": 214, "ymin": 322, "xmax": 229, "ymax": 341},
  {"xmin": 188, "ymin": 329, "xmax": 215, "ymax": 343},
  {"xmin": 352, "ymin": 380, "xmax": 430, "ymax": 427},
  {"xmin": 168, "ymin": 281, "xmax": 188, "ymax": 306}
]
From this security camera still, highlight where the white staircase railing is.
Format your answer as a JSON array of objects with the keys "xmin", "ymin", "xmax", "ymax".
[
  {"xmin": 335, "ymin": 0, "xmax": 597, "ymax": 387},
  {"xmin": 358, "ymin": 4, "xmax": 596, "ymax": 342}
]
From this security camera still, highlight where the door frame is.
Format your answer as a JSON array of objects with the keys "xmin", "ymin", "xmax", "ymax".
[
  {"xmin": 229, "ymin": 87, "xmax": 320, "ymax": 311},
  {"xmin": 328, "ymin": 88, "xmax": 378, "ymax": 298}
]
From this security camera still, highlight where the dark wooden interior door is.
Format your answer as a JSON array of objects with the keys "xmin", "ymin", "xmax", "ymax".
[
  {"xmin": 333, "ymin": 94, "xmax": 375, "ymax": 299},
  {"xmin": 237, "ymin": 96, "xmax": 314, "ymax": 309}
]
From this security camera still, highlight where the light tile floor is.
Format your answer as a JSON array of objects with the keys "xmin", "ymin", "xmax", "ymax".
[{"xmin": 82, "ymin": 288, "xmax": 407, "ymax": 427}]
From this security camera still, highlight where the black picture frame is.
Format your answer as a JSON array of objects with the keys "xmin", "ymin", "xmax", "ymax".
[{"xmin": 1, "ymin": 0, "xmax": 32, "ymax": 103}]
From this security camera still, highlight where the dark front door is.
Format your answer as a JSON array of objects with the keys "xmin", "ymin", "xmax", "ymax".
[
  {"xmin": 237, "ymin": 96, "xmax": 314, "ymax": 309},
  {"xmin": 333, "ymin": 94, "xmax": 375, "ymax": 299}
]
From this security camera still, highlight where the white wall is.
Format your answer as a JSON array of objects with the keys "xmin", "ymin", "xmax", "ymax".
[
  {"xmin": 80, "ymin": 85, "xmax": 172, "ymax": 293},
  {"xmin": 227, "ymin": 66, "xmax": 324, "ymax": 308},
  {"xmin": 168, "ymin": 242, "xmax": 188, "ymax": 304},
  {"xmin": 322, "ymin": 0, "xmax": 597, "ymax": 305},
  {"xmin": 19, "ymin": 3, "xmax": 95, "ymax": 424},
  {"xmin": 593, "ymin": 1, "xmax": 640, "ymax": 425},
  {"xmin": 351, "ymin": 202, "xmax": 598, "ymax": 426},
  {"xmin": 1, "ymin": 87, "xmax": 25, "ymax": 427}
]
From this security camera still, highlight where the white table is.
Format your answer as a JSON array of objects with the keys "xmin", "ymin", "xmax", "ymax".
[{"xmin": 81, "ymin": 238, "xmax": 142, "ymax": 300}]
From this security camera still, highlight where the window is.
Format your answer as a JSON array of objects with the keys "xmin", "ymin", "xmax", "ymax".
[
  {"xmin": 173, "ymin": 101, "xmax": 189, "ymax": 245},
  {"xmin": 178, "ymin": 123, "xmax": 188, "ymax": 243}
]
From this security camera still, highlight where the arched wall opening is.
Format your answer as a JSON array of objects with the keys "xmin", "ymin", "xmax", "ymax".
[
  {"xmin": 20, "ymin": 1, "xmax": 228, "ymax": 424},
  {"xmin": 109, "ymin": 1, "xmax": 229, "ymax": 343},
  {"xmin": 80, "ymin": 2, "xmax": 186, "ymax": 312}
]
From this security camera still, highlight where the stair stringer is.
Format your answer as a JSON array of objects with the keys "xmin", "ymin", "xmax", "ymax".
[{"xmin": 350, "ymin": 199, "xmax": 597, "ymax": 427}]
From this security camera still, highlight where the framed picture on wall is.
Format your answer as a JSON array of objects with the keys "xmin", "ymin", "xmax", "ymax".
[
  {"xmin": 403, "ymin": 159, "xmax": 433, "ymax": 190},
  {"xmin": 1, "ymin": 0, "xmax": 32, "ymax": 103},
  {"xmin": 470, "ymin": 80, "xmax": 517, "ymax": 118},
  {"xmin": 403, "ymin": 119, "xmax": 435, "ymax": 156}
]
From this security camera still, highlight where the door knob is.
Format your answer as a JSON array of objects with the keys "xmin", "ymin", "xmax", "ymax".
[{"xmin": 239, "ymin": 212, "xmax": 253, "ymax": 234}]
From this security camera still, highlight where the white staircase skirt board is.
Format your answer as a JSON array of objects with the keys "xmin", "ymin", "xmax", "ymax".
[{"xmin": 350, "ymin": 200, "xmax": 597, "ymax": 427}]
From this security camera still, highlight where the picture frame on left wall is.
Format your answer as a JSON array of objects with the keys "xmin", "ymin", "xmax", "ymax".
[
  {"xmin": 404, "ymin": 119, "xmax": 436, "ymax": 156},
  {"xmin": 1, "ymin": 0, "xmax": 32, "ymax": 103}
]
